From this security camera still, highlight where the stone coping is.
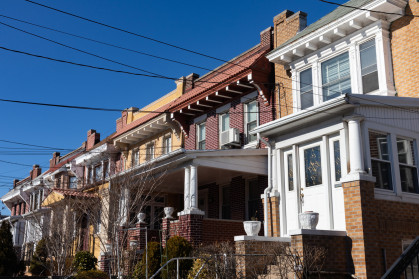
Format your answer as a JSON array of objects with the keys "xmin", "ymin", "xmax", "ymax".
[
  {"xmin": 289, "ymin": 229, "xmax": 347, "ymax": 237},
  {"xmin": 234, "ymin": 235, "xmax": 291, "ymax": 242}
]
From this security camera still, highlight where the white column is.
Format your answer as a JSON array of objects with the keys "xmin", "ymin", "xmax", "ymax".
[
  {"xmin": 183, "ymin": 167, "xmax": 190, "ymax": 212},
  {"xmin": 346, "ymin": 115, "xmax": 365, "ymax": 174},
  {"xmin": 190, "ymin": 165, "xmax": 198, "ymax": 209}
]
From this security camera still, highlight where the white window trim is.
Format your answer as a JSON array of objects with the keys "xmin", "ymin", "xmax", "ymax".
[
  {"xmin": 291, "ymin": 20, "xmax": 395, "ymax": 113},
  {"xmin": 219, "ymin": 112, "xmax": 230, "ymax": 148},
  {"xmin": 244, "ymin": 100, "xmax": 259, "ymax": 146},
  {"xmin": 364, "ymin": 122, "xmax": 419, "ymax": 204},
  {"xmin": 163, "ymin": 135, "xmax": 172, "ymax": 154},
  {"xmin": 196, "ymin": 122, "xmax": 206, "ymax": 150},
  {"xmin": 146, "ymin": 142, "xmax": 155, "ymax": 161}
]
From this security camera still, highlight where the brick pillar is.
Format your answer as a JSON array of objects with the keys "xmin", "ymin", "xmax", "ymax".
[
  {"xmin": 161, "ymin": 217, "xmax": 172, "ymax": 248},
  {"xmin": 132, "ymin": 222, "xmax": 148, "ymax": 250},
  {"xmin": 342, "ymin": 178, "xmax": 376, "ymax": 279},
  {"xmin": 179, "ymin": 214, "xmax": 203, "ymax": 246},
  {"xmin": 100, "ymin": 252, "xmax": 111, "ymax": 274},
  {"xmin": 262, "ymin": 196, "xmax": 280, "ymax": 237}
]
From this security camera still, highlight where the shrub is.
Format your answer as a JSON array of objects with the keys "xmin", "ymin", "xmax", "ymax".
[
  {"xmin": 73, "ymin": 251, "xmax": 97, "ymax": 272},
  {"xmin": 162, "ymin": 236, "xmax": 193, "ymax": 279},
  {"xmin": 0, "ymin": 222, "xmax": 20, "ymax": 276},
  {"xmin": 133, "ymin": 242, "xmax": 161, "ymax": 279},
  {"xmin": 75, "ymin": 269, "xmax": 109, "ymax": 279},
  {"xmin": 187, "ymin": 258, "xmax": 209, "ymax": 279},
  {"xmin": 29, "ymin": 238, "xmax": 49, "ymax": 275}
]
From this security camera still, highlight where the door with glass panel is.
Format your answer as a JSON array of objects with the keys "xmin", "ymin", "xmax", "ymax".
[
  {"xmin": 329, "ymin": 136, "xmax": 346, "ymax": 230},
  {"xmin": 284, "ymin": 150, "xmax": 299, "ymax": 234},
  {"xmin": 298, "ymin": 142, "xmax": 328, "ymax": 230}
]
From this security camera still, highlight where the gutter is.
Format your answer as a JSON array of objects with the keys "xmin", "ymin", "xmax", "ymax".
[{"xmin": 258, "ymin": 133, "xmax": 273, "ymax": 236}]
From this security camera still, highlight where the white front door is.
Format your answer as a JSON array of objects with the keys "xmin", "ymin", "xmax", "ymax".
[
  {"xmin": 284, "ymin": 149, "xmax": 299, "ymax": 235},
  {"xmin": 298, "ymin": 141, "xmax": 329, "ymax": 230}
]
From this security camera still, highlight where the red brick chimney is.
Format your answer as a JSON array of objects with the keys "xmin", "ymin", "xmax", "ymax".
[
  {"xmin": 13, "ymin": 179, "xmax": 19, "ymax": 188},
  {"xmin": 260, "ymin": 26, "xmax": 273, "ymax": 49},
  {"xmin": 87, "ymin": 129, "xmax": 100, "ymax": 150},
  {"xmin": 50, "ymin": 152, "xmax": 61, "ymax": 168},
  {"xmin": 30, "ymin": 164, "xmax": 42, "ymax": 180}
]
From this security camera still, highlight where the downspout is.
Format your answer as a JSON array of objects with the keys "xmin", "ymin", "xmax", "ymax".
[{"xmin": 258, "ymin": 133, "xmax": 273, "ymax": 237}]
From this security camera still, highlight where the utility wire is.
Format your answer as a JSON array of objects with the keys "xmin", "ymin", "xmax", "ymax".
[
  {"xmin": 318, "ymin": 0, "xmax": 419, "ymax": 18},
  {"xmin": 22, "ymin": 0, "xmax": 239, "ymax": 65},
  {"xmin": 0, "ymin": 20, "xmax": 170, "ymax": 78},
  {"xmin": 0, "ymin": 13, "xmax": 221, "ymax": 74}
]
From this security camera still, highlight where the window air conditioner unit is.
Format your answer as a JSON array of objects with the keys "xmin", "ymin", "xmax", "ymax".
[{"xmin": 220, "ymin": 128, "xmax": 240, "ymax": 147}]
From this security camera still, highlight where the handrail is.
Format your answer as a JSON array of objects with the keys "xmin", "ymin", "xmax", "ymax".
[
  {"xmin": 150, "ymin": 257, "xmax": 199, "ymax": 279},
  {"xmin": 382, "ymin": 236, "xmax": 419, "ymax": 279}
]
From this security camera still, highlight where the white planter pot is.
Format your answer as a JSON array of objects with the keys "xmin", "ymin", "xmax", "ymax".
[
  {"xmin": 164, "ymin": 207, "xmax": 174, "ymax": 219},
  {"xmin": 243, "ymin": 221, "xmax": 261, "ymax": 236},
  {"xmin": 137, "ymin": 212, "xmax": 146, "ymax": 223},
  {"xmin": 299, "ymin": 211, "xmax": 319, "ymax": 230}
]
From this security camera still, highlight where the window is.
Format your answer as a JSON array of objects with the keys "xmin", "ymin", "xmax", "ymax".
[
  {"xmin": 132, "ymin": 149, "xmax": 139, "ymax": 166},
  {"xmin": 397, "ymin": 138, "xmax": 419, "ymax": 193},
  {"xmin": 163, "ymin": 136, "xmax": 171, "ymax": 155},
  {"xmin": 220, "ymin": 113, "xmax": 230, "ymax": 133},
  {"xmin": 146, "ymin": 143, "xmax": 154, "ymax": 161},
  {"xmin": 300, "ymin": 68, "xmax": 313, "ymax": 109},
  {"xmin": 304, "ymin": 146, "xmax": 322, "ymax": 186},
  {"xmin": 247, "ymin": 179, "xmax": 259, "ymax": 220},
  {"xmin": 360, "ymin": 39, "xmax": 378, "ymax": 94},
  {"xmin": 287, "ymin": 153, "xmax": 294, "ymax": 191},
  {"xmin": 69, "ymin": 176, "xmax": 77, "ymax": 189},
  {"xmin": 197, "ymin": 123, "xmax": 206, "ymax": 150},
  {"xmin": 369, "ymin": 131, "xmax": 393, "ymax": 190},
  {"xmin": 333, "ymin": 140, "xmax": 342, "ymax": 182},
  {"xmin": 94, "ymin": 164, "xmax": 103, "ymax": 182},
  {"xmin": 221, "ymin": 186, "xmax": 231, "ymax": 219},
  {"xmin": 321, "ymin": 52, "xmax": 351, "ymax": 101},
  {"xmin": 245, "ymin": 102, "xmax": 258, "ymax": 143},
  {"xmin": 104, "ymin": 161, "xmax": 110, "ymax": 179}
]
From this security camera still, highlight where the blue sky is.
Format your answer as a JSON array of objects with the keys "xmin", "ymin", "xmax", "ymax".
[{"xmin": 0, "ymin": 0, "xmax": 338, "ymax": 214}]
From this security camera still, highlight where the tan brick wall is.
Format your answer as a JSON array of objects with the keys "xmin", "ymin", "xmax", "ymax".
[
  {"xmin": 391, "ymin": 1, "xmax": 419, "ymax": 98},
  {"xmin": 273, "ymin": 11, "xmax": 307, "ymax": 119},
  {"xmin": 343, "ymin": 179, "xmax": 419, "ymax": 279},
  {"xmin": 262, "ymin": 196, "xmax": 280, "ymax": 237}
]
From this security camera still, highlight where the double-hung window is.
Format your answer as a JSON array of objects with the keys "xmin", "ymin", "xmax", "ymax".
[
  {"xmin": 321, "ymin": 52, "xmax": 351, "ymax": 101},
  {"xmin": 245, "ymin": 102, "xmax": 258, "ymax": 143},
  {"xmin": 132, "ymin": 149, "xmax": 139, "ymax": 166},
  {"xmin": 104, "ymin": 161, "xmax": 110, "ymax": 179},
  {"xmin": 360, "ymin": 39, "xmax": 379, "ymax": 93},
  {"xmin": 220, "ymin": 113, "xmax": 230, "ymax": 133},
  {"xmin": 94, "ymin": 164, "xmax": 102, "ymax": 182},
  {"xmin": 397, "ymin": 138, "xmax": 419, "ymax": 193},
  {"xmin": 369, "ymin": 131, "xmax": 393, "ymax": 190},
  {"xmin": 197, "ymin": 123, "xmax": 206, "ymax": 150},
  {"xmin": 146, "ymin": 143, "xmax": 154, "ymax": 161},
  {"xmin": 162, "ymin": 136, "xmax": 171, "ymax": 155},
  {"xmin": 69, "ymin": 176, "xmax": 77, "ymax": 189},
  {"xmin": 300, "ymin": 68, "xmax": 313, "ymax": 109}
]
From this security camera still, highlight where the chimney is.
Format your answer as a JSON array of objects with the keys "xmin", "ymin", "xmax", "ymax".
[
  {"xmin": 273, "ymin": 10, "xmax": 307, "ymax": 48},
  {"xmin": 175, "ymin": 76, "xmax": 186, "ymax": 95},
  {"xmin": 260, "ymin": 27, "xmax": 273, "ymax": 49},
  {"xmin": 50, "ymin": 152, "xmax": 61, "ymax": 168},
  {"xmin": 13, "ymin": 179, "xmax": 19, "ymax": 188},
  {"xmin": 87, "ymin": 129, "xmax": 100, "ymax": 150},
  {"xmin": 30, "ymin": 164, "xmax": 42, "ymax": 180},
  {"xmin": 184, "ymin": 73, "xmax": 200, "ymax": 92}
]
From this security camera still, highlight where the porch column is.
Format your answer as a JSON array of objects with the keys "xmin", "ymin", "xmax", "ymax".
[
  {"xmin": 190, "ymin": 165, "xmax": 198, "ymax": 210},
  {"xmin": 184, "ymin": 167, "xmax": 190, "ymax": 212},
  {"xmin": 346, "ymin": 115, "xmax": 365, "ymax": 175}
]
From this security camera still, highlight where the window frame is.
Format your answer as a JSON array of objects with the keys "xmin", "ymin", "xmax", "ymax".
[
  {"xmin": 145, "ymin": 142, "xmax": 155, "ymax": 161},
  {"xmin": 132, "ymin": 148, "xmax": 140, "ymax": 166},
  {"xmin": 244, "ymin": 100, "xmax": 259, "ymax": 144},
  {"xmin": 300, "ymin": 141, "xmax": 324, "ymax": 188},
  {"xmin": 197, "ymin": 122, "xmax": 206, "ymax": 150},
  {"xmin": 162, "ymin": 135, "xmax": 172, "ymax": 155}
]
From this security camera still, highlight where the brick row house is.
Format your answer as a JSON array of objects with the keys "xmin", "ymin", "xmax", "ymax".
[{"xmin": 249, "ymin": 0, "xmax": 419, "ymax": 278}]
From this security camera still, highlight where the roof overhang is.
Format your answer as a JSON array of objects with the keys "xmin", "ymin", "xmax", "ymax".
[
  {"xmin": 267, "ymin": 0, "xmax": 407, "ymax": 64},
  {"xmin": 113, "ymin": 113, "xmax": 172, "ymax": 147},
  {"xmin": 75, "ymin": 143, "xmax": 118, "ymax": 166}
]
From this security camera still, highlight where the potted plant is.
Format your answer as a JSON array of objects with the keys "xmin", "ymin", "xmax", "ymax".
[
  {"xmin": 243, "ymin": 212, "xmax": 261, "ymax": 236},
  {"xmin": 164, "ymin": 207, "xmax": 174, "ymax": 219},
  {"xmin": 298, "ymin": 211, "xmax": 319, "ymax": 230}
]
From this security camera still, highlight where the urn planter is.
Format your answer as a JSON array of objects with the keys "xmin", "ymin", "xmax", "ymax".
[
  {"xmin": 164, "ymin": 207, "xmax": 174, "ymax": 219},
  {"xmin": 137, "ymin": 212, "xmax": 146, "ymax": 224},
  {"xmin": 243, "ymin": 221, "xmax": 261, "ymax": 236},
  {"xmin": 299, "ymin": 211, "xmax": 319, "ymax": 230}
]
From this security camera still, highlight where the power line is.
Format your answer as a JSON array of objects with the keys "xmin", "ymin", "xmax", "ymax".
[
  {"xmin": 22, "ymin": 0, "xmax": 238, "ymax": 65},
  {"xmin": 0, "ymin": 13, "xmax": 222, "ymax": 74},
  {"xmin": 0, "ymin": 20, "xmax": 171, "ymax": 78},
  {"xmin": 318, "ymin": 0, "xmax": 419, "ymax": 18},
  {"xmin": 0, "ymin": 139, "xmax": 72, "ymax": 151}
]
